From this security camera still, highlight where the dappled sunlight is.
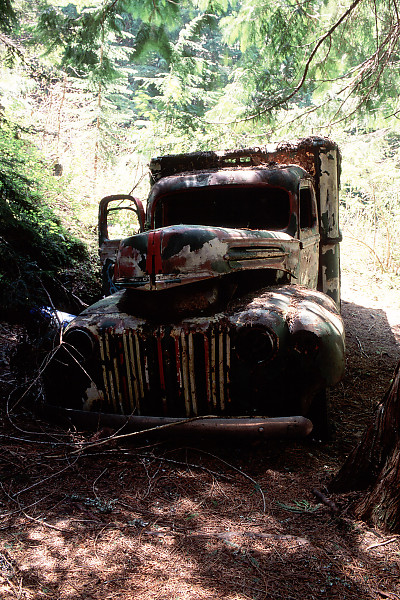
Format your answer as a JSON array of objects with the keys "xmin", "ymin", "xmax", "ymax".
[
  {"xmin": 1, "ymin": 263, "xmax": 400, "ymax": 598},
  {"xmin": 1, "ymin": 438, "xmax": 399, "ymax": 600}
]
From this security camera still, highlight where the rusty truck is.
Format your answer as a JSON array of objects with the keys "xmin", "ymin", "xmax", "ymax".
[{"xmin": 44, "ymin": 136, "xmax": 345, "ymax": 439}]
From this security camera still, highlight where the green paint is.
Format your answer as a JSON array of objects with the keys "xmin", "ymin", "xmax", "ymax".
[{"xmin": 323, "ymin": 248, "xmax": 340, "ymax": 280}]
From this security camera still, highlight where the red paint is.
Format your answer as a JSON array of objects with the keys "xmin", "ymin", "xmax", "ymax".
[
  {"xmin": 146, "ymin": 231, "xmax": 163, "ymax": 275},
  {"xmin": 157, "ymin": 337, "xmax": 166, "ymax": 392}
]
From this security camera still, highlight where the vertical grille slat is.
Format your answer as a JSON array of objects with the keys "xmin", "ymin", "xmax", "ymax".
[
  {"xmin": 203, "ymin": 336, "xmax": 212, "ymax": 410},
  {"xmin": 180, "ymin": 332, "xmax": 192, "ymax": 416},
  {"xmin": 122, "ymin": 333, "xmax": 134, "ymax": 409},
  {"xmin": 126, "ymin": 331, "xmax": 141, "ymax": 414},
  {"xmin": 100, "ymin": 333, "xmax": 118, "ymax": 412},
  {"xmin": 210, "ymin": 334, "xmax": 217, "ymax": 410},
  {"xmin": 188, "ymin": 333, "xmax": 198, "ymax": 415},
  {"xmin": 143, "ymin": 352, "xmax": 150, "ymax": 392},
  {"xmin": 174, "ymin": 336, "xmax": 183, "ymax": 394},
  {"xmin": 98, "ymin": 336, "xmax": 111, "ymax": 410},
  {"xmin": 218, "ymin": 331, "xmax": 225, "ymax": 411},
  {"xmin": 226, "ymin": 334, "xmax": 231, "ymax": 405},
  {"xmin": 134, "ymin": 333, "xmax": 145, "ymax": 401},
  {"xmin": 98, "ymin": 326, "xmax": 231, "ymax": 416},
  {"xmin": 113, "ymin": 336, "xmax": 126, "ymax": 414}
]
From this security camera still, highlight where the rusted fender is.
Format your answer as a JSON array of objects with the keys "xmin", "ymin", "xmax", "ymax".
[{"xmin": 44, "ymin": 407, "xmax": 313, "ymax": 439}]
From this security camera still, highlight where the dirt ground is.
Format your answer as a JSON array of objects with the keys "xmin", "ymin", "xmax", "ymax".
[{"xmin": 0, "ymin": 274, "xmax": 399, "ymax": 599}]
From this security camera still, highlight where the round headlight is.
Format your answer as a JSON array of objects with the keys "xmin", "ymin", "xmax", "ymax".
[
  {"xmin": 63, "ymin": 328, "xmax": 94, "ymax": 362},
  {"xmin": 234, "ymin": 326, "xmax": 276, "ymax": 365},
  {"xmin": 290, "ymin": 330, "xmax": 319, "ymax": 356}
]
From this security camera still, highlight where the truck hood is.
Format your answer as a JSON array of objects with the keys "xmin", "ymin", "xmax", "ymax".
[{"xmin": 113, "ymin": 225, "xmax": 300, "ymax": 291}]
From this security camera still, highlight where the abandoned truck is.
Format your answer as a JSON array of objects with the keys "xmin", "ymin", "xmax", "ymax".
[{"xmin": 44, "ymin": 137, "xmax": 345, "ymax": 438}]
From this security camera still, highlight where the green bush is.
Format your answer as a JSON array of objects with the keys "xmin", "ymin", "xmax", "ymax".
[{"xmin": 0, "ymin": 125, "xmax": 89, "ymax": 313}]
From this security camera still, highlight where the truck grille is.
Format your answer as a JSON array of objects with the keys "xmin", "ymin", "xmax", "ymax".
[{"xmin": 98, "ymin": 326, "xmax": 232, "ymax": 417}]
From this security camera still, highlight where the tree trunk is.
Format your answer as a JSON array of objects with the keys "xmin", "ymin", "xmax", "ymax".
[{"xmin": 330, "ymin": 360, "xmax": 400, "ymax": 532}]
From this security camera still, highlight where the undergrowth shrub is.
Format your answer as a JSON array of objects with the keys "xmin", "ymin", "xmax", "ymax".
[
  {"xmin": 0, "ymin": 125, "xmax": 93, "ymax": 314},
  {"xmin": 340, "ymin": 132, "xmax": 400, "ymax": 294}
]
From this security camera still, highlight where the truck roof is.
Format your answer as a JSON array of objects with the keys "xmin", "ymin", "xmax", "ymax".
[
  {"xmin": 149, "ymin": 136, "xmax": 340, "ymax": 183},
  {"xmin": 148, "ymin": 164, "xmax": 309, "ymax": 205}
]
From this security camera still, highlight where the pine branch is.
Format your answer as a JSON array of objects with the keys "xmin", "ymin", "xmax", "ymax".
[{"xmin": 205, "ymin": 0, "xmax": 366, "ymax": 125}]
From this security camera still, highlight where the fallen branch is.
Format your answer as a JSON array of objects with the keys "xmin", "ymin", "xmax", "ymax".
[
  {"xmin": 366, "ymin": 537, "xmax": 398, "ymax": 550},
  {"xmin": 312, "ymin": 488, "xmax": 339, "ymax": 513}
]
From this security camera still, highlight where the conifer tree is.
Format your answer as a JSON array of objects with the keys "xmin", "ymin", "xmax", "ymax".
[
  {"xmin": 0, "ymin": 0, "xmax": 16, "ymax": 33},
  {"xmin": 205, "ymin": 0, "xmax": 400, "ymax": 129}
]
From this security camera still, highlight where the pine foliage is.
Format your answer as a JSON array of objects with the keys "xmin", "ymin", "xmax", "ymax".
[
  {"xmin": 0, "ymin": 0, "xmax": 16, "ymax": 33},
  {"xmin": 132, "ymin": 23, "xmax": 173, "ymax": 64},
  {"xmin": 213, "ymin": 0, "xmax": 400, "ymax": 126}
]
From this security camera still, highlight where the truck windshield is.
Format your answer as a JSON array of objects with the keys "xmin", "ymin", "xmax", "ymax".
[{"xmin": 154, "ymin": 186, "xmax": 291, "ymax": 231}]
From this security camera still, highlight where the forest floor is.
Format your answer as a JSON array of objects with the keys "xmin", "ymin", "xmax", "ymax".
[{"xmin": 0, "ymin": 239, "xmax": 400, "ymax": 600}]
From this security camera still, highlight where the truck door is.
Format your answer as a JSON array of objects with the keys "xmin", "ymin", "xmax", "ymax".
[
  {"xmin": 98, "ymin": 195, "xmax": 145, "ymax": 296},
  {"xmin": 298, "ymin": 181, "xmax": 320, "ymax": 289}
]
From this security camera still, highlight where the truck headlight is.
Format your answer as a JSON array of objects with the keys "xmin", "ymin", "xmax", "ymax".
[
  {"xmin": 62, "ymin": 328, "xmax": 94, "ymax": 363},
  {"xmin": 234, "ymin": 326, "xmax": 276, "ymax": 365},
  {"xmin": 290, "ymin": 330, "xmax": 319, "ymax": 356}
]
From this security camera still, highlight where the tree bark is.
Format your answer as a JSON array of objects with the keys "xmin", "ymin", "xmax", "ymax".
[{"xmin": 330, "ymin": 360, "xmax": 400, "ymax": 532}]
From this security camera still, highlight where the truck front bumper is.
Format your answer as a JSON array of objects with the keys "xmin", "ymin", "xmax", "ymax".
[{"xmin": 43, "ymin": 406, "xmax": 313, "ymax": 439}]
